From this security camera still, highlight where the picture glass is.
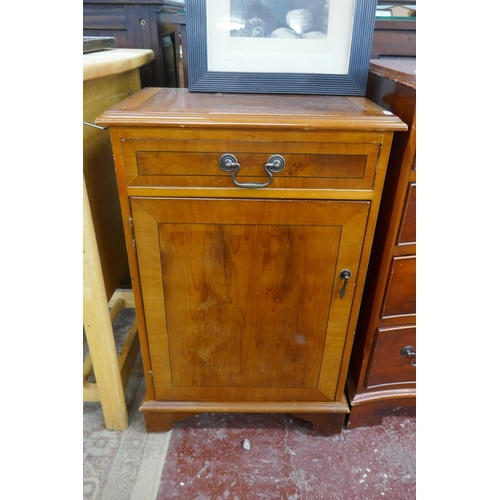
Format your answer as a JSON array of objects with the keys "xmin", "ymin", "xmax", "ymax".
[{"xmin": 206, "ymin": 0, "xmax": 355, "ymax": 75}]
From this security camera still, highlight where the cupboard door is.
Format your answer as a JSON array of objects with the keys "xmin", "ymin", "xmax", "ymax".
[{"xmin": 131, "ymin": 197, "xmax": 369, "ymax": 403}]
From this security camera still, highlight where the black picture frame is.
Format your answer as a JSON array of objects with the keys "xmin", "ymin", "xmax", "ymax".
[{"xmin": 185, "ymin": 0, "xmax": 378, "ymax": 95}]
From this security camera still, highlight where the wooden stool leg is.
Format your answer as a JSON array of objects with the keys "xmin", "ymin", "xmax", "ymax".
[{"xmin": 83, "ymin": 178, "xmax": 128, "ymax": 431}]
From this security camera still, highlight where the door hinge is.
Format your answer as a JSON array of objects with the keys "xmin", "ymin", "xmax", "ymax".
[
  {"xmin": 128, "ymin": 217, "xmax": 136, "ymax": 248},
  {"xmin": 149, "ymin": 369, "xmax": 154, "ymax": 386}
]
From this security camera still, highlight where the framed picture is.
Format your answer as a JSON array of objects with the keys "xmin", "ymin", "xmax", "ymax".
[{"xmin": 185, "ymin": 0, "xmax": 378, "ymax": 95}]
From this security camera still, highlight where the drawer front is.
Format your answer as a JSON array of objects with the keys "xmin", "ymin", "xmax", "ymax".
[
  {"xmin": 397, "ymin": 182, "xmax": 416, "ymax": 246},
  {"xmin": 381, "ymin": 255, "xmax": 416, "ymax": 319},
  {"xmin": 83, "ymin": 5, "xmax": 127, "ymax": 30},
  {"xmin": 366, "ymin": 326, "xmax": 416, "ymax": 388},
  {"xmin": 121, "ymin": 138, "xmax": 381, "ymax": 190}
]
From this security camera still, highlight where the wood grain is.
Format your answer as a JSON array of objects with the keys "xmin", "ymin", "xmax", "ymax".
[
  {"xmin": 161, "ymin": 223, "xmax": 339, "ymax": 389},
  {"xmin": 83, "ymin": 48, "xmax": 154, "ymax": 82},
  {"xmin": 366, "ymin": 326, "xmax": 416, "ymax": 387},
  {"xmin": 96, "ymin": 88, "xmax": 407, "ymax": 131},
  {"xmin": 132, "ymin": 197, "xmax": 369, "ymax": 403}
]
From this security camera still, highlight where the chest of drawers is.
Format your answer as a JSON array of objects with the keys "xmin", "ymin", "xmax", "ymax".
[
  {"xmin": 346, "ymin": 60, "xmax": 417, "ymax": 427},
  {"xmin": 97, "ymin": 88, "xmax": 405, "ymax": 434}
]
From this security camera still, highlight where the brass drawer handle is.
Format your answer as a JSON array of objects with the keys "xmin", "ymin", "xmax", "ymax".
[
  {"xmin": 219, "ymin": 154, "xmax": 285, "ymax": 188},
  {"xmin": 400, "ymin": 346, "xmax": 416, "ymax": 367}
]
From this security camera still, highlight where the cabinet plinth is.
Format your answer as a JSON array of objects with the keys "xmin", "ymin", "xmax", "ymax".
[{"xmin": 97, "ymin": 88, "xmax": 406, "ymax": 434}]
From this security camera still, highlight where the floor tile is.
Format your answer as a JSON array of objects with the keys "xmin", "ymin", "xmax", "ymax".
[{"xmin": 157, "ymin": 409, "xmax": 416, "ymax": 500}]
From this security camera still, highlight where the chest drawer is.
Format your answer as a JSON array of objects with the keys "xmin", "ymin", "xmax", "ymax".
[
  {"xmin": 398, "ymin": 182, "xmax": 416, "ymax": 246},
  {"xmin": 120, "ymin": 136, "xmax": 381, "ymax": 191},
  {"xmin": 381, "ymin": 255, "xmax": 416, "ymax": 319},
  {"xmin": 366, "ymin": 326, "xmax": 416, "ymax": 387}
]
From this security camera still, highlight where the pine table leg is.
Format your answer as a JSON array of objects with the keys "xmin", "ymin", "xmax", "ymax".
[{"xmin": 83, "ymin": 177, "xmax": 128, "ymax": 431}]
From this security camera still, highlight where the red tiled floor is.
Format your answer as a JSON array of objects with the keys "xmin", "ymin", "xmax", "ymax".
[{"xmin": 157, "ymin": 408, "xmax": 416, "ymax": 499}]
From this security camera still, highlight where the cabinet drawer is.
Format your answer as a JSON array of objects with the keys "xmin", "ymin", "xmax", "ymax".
[
  {"xmin": 121, "ymin": 138, "xmax": 381, "ymax": 190},
  {"xmin": 397, "ymin": 182, "xmax": 416, "ymax": 245},
  {"xmin": 381, "ymin": 255, "xmax": 416, "ymax": 319},
  {"xmin": 83, "ymin": 5, "xmax": 127, "ymax": 30},
  {"xmin": 366, "ymin": 326, "xmax": 416, "ymax": 387}
]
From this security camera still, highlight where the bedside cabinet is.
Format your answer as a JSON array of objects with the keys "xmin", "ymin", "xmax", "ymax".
[
  {"xmin": 97, "ymin": 89, "xmax": 406, "ymax": 434},
  {"xmin": 346, "ymin": 60, "xmax": 416, "ymax": 427}
]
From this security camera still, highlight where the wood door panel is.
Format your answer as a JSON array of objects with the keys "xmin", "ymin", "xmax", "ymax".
[
  {"xmin": 161, "ymin": 223, "xmax": 340, "ymax": 389},
  {"xmin": 131, "ymin": 197, "xmax": 369, "ymax": 402}
]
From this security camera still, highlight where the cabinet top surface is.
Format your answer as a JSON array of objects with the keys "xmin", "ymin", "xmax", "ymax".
[
  {"xmin": 83, "ymin": 48, "xmax": 154, "ymax": 82},
  {"xmin": 97, "ymin": 88, "xmax": 407, "ymax": 132},
  {"xmin": 369, "ymin": 59, "xmax": 416, "ymax": 89}
]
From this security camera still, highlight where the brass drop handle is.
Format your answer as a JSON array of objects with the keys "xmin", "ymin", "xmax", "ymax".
[
  {"xmin": 400, "ymin": 346, "xmax": 416, "ymax": 367},
  {"xmin": 339, "ymin": 269, "xmax": 352, "ymax": 298},
  {"xmin": 219, "ymin": 154, "xmax": 285, "ymax": 188}
]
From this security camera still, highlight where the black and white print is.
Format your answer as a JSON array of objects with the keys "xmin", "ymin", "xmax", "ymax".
[{"xmin": 229, "ymin": 0, "xmax": 331, "ymax": 39}]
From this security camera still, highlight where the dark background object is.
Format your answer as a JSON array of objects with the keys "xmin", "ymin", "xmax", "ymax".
[
  {"xmin": 372, "ymin": 19, "xmax": 415, "ymax": 59},
  {"xmin": 83, "ymin": 36, "xmax": 117, "ymax": 53},
  {"xmin": 83, "ymin": 0, "xmax": 185, "ymax": 87}
]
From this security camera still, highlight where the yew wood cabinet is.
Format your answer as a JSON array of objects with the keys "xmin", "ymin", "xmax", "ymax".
[{"xmin": 97, "ymin": 88, "xmax": 406, "ymax": 434}]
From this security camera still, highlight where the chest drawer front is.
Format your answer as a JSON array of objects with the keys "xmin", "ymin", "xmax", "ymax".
[
  {"xmin": 131, "ymin": 196, "xmax": 369, "ymax": 403},
  {"xmin": 381, "ymin": 255, "xmax": 416, "ymax": 319},
  {"xmin": 121, "ymin": 138, "xmax": 380, "ymax": 190},
  {"xmin": 397, "ymin": 182, "xmax": 416, "ymax": 246},
  {"xmin": 366, "ymin": 326, "xmax": 416, "ymax": 388}
]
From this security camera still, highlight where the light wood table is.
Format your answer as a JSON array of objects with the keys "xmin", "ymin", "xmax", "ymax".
[{"xmin": 83, "ymin": 48, "xmax": 154, "ymax": 430}]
